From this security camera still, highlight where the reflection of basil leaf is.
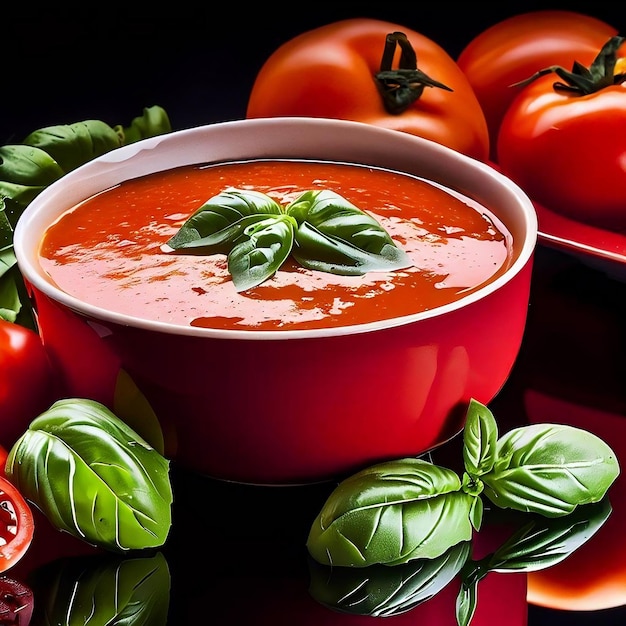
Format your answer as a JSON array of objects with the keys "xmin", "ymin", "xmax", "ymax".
[
  {"xmin": 5, "ymin": 398, "xmax": 173, "ymax": 552},
  {"xmin": 486, "ymin": 496, "xmax": 612, "ymax": 573},
  {"xmin": 456, "ymin": 498, "xmax": 612, "ymax": 626},
  {"xmin": 166, "ymin": 189, "xmax": 282, "ymax": 251},
  {"xmin": 228, "ymin": 215, "xmax": 295, "ymax": 291},
  {"xmin": 482, "ymin": 423, "xmax": 620, "ymax": 517},
  {"xmin": 308, "ymin": 540, "xmax": 471, "ymax": 617},
  {"xmin": 306, "ymin": 458, "xmax": 475, "ymax": 567},
  {"xmin": 288, "ymin": 189, "xmax": 413, "ymax": 274},
  {"xmin": 32, "ymin": 551, "xmax": 170, "ymax": 625}
]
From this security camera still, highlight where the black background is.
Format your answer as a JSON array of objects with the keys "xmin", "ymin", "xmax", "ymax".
[
  {"xmin": 2, "ymin": 2, "xmax": 623, "ymax": 143},
  {"xmin": 5, "ymin": 4, "xmax": 626, "ymax": 625}
]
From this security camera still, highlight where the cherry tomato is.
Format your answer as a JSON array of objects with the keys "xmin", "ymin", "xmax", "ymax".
[
  {"xmin": 0, "ymin": 319, "xmax": 55, "ymax": 449},
  {"xmin": 497, "ymin": 36, "xmax": 626, "ymax": 231},
  {"xmin": 247, "ymin": 18, "xmax": 490, "ymax": 161},
  {"xmin": 0, "ymin": 471, "xmax": 34, "ymax": 574},
  {"xmin": 457, "ymin": 10, "xmax": 617, "ymax": 160}
]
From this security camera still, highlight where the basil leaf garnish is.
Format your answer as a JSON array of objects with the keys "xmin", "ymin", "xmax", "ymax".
[
  {"xmin": 228, "ymin": 215, "xmax": 296, "ymax": 291},
  {"xmin": 308, "ymin": 540, "xmax": 471, "ymax": 617},
  {"xmin": 32, "ymin": 551, "xmax": 170, "ymax": 625},
  {"xmin": 287, "ymin": 189, "xmax": 413, "ymax": 273},
  {"xmin": 481, "ymin": 422, "xmax": 620, "ymax": 517},
  {"xmin": 167, "ymin": 187, "xmax": 413, "ymax": 291},
  {"xmin": 306, "ymin": 458, "xmax": 474, "ymax": 568},
  {"xmin": 166, "ymin": 189, "xmax": 282, "ymax": 251},
  {"xmin": 5, "ymin": 398, "xmax": 173, "ymax": 552}
]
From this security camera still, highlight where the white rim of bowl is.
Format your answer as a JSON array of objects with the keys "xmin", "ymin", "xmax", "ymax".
[{"xmin": 14, "ymin": 117, "xmax": 538, "ymax": 341}]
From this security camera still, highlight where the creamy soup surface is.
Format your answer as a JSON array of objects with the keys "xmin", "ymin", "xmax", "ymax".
[{"xmin": 38, "ymin": 159, "xmax": 514, "ymax": 330}]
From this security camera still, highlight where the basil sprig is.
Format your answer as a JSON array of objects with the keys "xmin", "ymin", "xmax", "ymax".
[
  {"xmin": 307, "ymin": 399, "xmax": 619, "ymax": 569},
  {"xmin": 5, "ymin": 398, "xmax": 173, "ymax": 553},
  {"xmin": 166, "ymin": 187, "xmax": 413, "ymax": 291},
  {"xmin": 463, "ymin": 400, "xmax": 620, "ymax": 517}
]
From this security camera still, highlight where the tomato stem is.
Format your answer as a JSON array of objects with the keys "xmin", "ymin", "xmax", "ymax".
[
  {"xmin": 512, "ymin": 35, "xmax": 626, "ymax": 95},
  {"xmin": 374, "ymin": 32, "xmax": 452, "ymax": 115}
]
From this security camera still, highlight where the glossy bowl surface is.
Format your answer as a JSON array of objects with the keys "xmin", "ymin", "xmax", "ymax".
[{"xmin": 15, "ymin": 117, "xmax": 537, "ymax": 484}]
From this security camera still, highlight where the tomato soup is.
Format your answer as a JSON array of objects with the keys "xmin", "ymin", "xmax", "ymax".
[{"xmin": 38, "ymin": 159, "xmax": 513, "ymax": 331}]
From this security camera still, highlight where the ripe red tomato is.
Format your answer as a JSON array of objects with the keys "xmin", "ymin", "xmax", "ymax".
[
  {"xmin": 247, "ymin": 18, "xmax": 490, "ymax": 161},
  {"xmin": 0, "ymin": 471, "xmax": 34, "ymax": 574},
  {"xmin": 457, "ymin": 10, "xmax": 617, "ymax": 161},
  {"xmin": 497, "ymin": 36, "xmax": 626, "ymax": 231},
  {"xmin": 0, "ymin": 319, "xmax": 55, "ymax": 449}
]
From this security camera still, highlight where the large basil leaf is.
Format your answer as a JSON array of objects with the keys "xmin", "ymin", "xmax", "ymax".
[
  {"xmin": 482, "ymin": 423, "xmax": 620, "ymax": 517},
  {"xmin": 287, "ymin": 189, "xmax": 413, "ymax": 274},
  {"xmin": 22, "ymin": 119, "xmax": 122, "ymax": 174},
  {"xmin": 228, "ymin": 215, "xmax": 295, "ymax": 291},
  {"xmin": 308, "ymin": 540, "xmax": 471, "ymax": 617},
  {"xmin": 31, "ymin": 551, "xmax": 170, "ymax": 625},
  {"xmin": 5, "ymin": 398, "xmax": 173, "ymax": 552},
  {"xmin": 166, "ymin": 189, "xmax": 282, "ymax": 251},
  {"xmin": 306, "ymin": 458, "xmax": 475, "ymax": 567}
]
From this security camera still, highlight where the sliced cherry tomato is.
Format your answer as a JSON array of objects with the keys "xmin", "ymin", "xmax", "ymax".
[
  {"xmin": 0, "ymin": 474, "xmax": 34, "ymax": 574},
  {"xmin": 457, "ymin": 10, "xmax": 617, "ymax": 160},
  {"xmin": 247, "ymin": 18, "xmax": 490, "ymax": 161},
  {"xmin": 0, "ymin": 319, "xmax": 55, "ymax": 449},
  {"xmin": 497, "ymin": 36, "xmax": 626, "ymax": 231}
]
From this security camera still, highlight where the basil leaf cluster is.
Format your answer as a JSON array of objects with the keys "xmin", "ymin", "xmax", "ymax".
[
  {"xmin": 5, "ymin": 398, "xmax": 173, "ymax": 552},
  {"xmin": 0, "ymin": 106, "xmax": 171, "ymax": 324},
  {"xmin": 463, "ymin": 399, "xmax": 620, "ymax": 517},
  {"xmin": 307, "ymin": 399, "xmax": 619, "ymax": 571},
  {"xmin": 166, "ymin": 187, "xmax": 413, "ymax": 291}
]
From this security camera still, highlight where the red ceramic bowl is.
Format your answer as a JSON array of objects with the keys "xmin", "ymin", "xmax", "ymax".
[{"xmin": 14, "ymin": 118, "xmax": 537, "ymax": 484}]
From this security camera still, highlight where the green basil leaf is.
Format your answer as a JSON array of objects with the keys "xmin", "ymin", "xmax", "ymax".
[
  {"xmin": 5, "ymin": 398, "xmax": 173, "ymax": 552},
  {"xmin": 308, "ymin": 540, "xmax": 471, "ymax": 617},
  {"xmin": 287, "ymin": 189, "xmax": 413, "ymax": 274},
  {"xmin": 166, "ymin": 189, "xmax": 282, "ymax": 251},
  {"xmin": 22, "ymin": 120, "xmax": 122, "ymax": 174},
  {"xmin": 482, "ymin": 423, "xmax": 620, "ymax": 517},
  {"xmin": 486, "ymin": 497, "xmax": 612, "ymax": 572},
  {"xmin": 115, "ymin": 105, "xmax": 172, "ymax": 145},
  {"xmin": 463, "ymin": 399, "xmax": 497, "ymax": 478},
  {"xmin": 306, "ymin": 458, "xmax": 474, "ymax": 567},
  {"xmin": 32, "ymin": 551, "xmax": 170, "ymax": 625},
  {"xmin": 228, "ymin": 215, "xmax": 295, "ymax": 291},
  {"xmin": 456, "ymin": 570, "xmax": 479, "ymax": 626}
]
